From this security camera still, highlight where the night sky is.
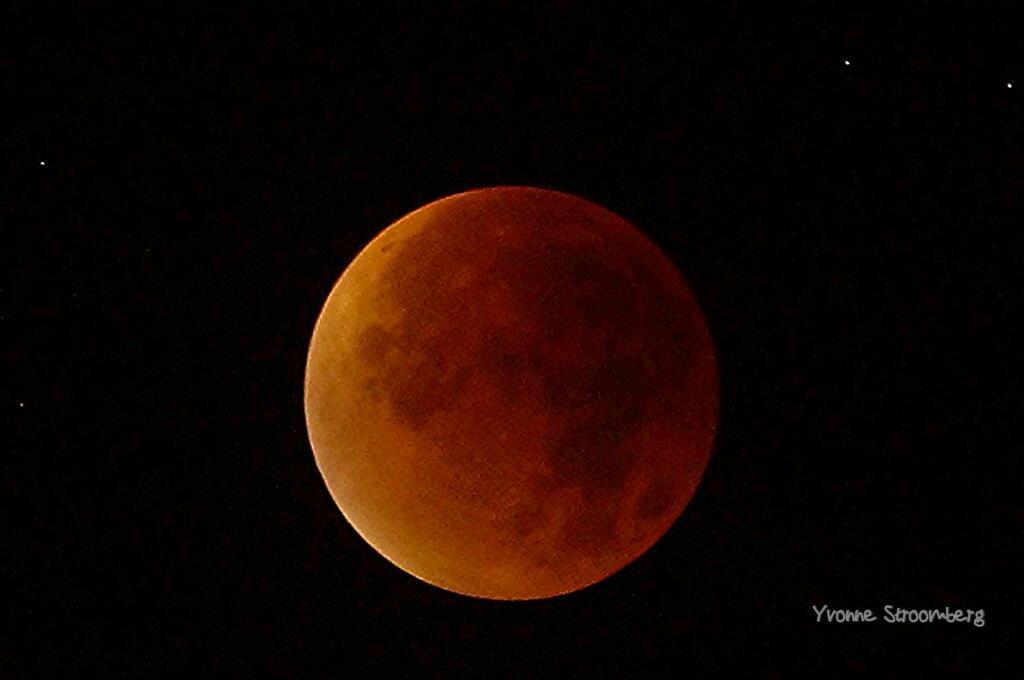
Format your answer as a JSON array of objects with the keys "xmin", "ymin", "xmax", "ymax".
[{"xmin": 6, "ymin": 2, "xmax": 1020, "ymax": 675}]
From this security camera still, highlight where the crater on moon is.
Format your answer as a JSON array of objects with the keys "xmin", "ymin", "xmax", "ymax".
[{"xmin": 305, "ymin": 186, "xmax": 718, "ymax": 600}]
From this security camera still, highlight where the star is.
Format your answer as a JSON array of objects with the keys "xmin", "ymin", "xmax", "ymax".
[
  {"xmin": 1008, "ymin": 82, "xmax": 1014, "ymax": 89},
  {"xmin": 843, "ymin": 59, "xmax": 851, "ymax": 66},
  {"xmin": 39, "ymin": 161, "xmax": 46, "ymax": 166},
  {"xmin": 18, "ymin": 402, "xmax": 25, "ymax": 408}
]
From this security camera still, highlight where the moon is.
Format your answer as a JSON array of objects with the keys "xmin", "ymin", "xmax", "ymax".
[{"xmin": 304, "ymin": 187, "xmax": 718, "ymax": 600}]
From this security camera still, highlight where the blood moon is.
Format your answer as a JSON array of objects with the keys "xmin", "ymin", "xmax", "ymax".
[{"xmin": 304, "ymin": 187, "xmax": 718, "ymax": 600}]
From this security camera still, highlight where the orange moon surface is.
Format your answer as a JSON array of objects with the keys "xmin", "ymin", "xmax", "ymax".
[{"xmin": 304, "ymin": 187, "xmax": 719, "ymax": 600}]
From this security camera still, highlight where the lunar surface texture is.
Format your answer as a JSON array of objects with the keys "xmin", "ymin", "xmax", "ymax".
[{"xmin": 305, "ymin": 187, "xmax": 719, "ymax": 599}]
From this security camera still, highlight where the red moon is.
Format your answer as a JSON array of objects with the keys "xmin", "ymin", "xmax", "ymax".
[{"xmin": 305, "ymin": 187, "xmax": 718, "ymax": 600}]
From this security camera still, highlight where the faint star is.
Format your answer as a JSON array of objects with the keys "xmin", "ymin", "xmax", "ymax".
[
  {"xmin": 19, "ymin": 402, "xmax": 25, "ymax": 408},
  {"xmin": 843, "ymin": 59, "xmax": 851, "ymax": 66}
]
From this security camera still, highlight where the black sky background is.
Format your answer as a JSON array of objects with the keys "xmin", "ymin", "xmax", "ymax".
[{"xmin": 5, "ymin": 2, "xmax": 1021, "ymax": 675}]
